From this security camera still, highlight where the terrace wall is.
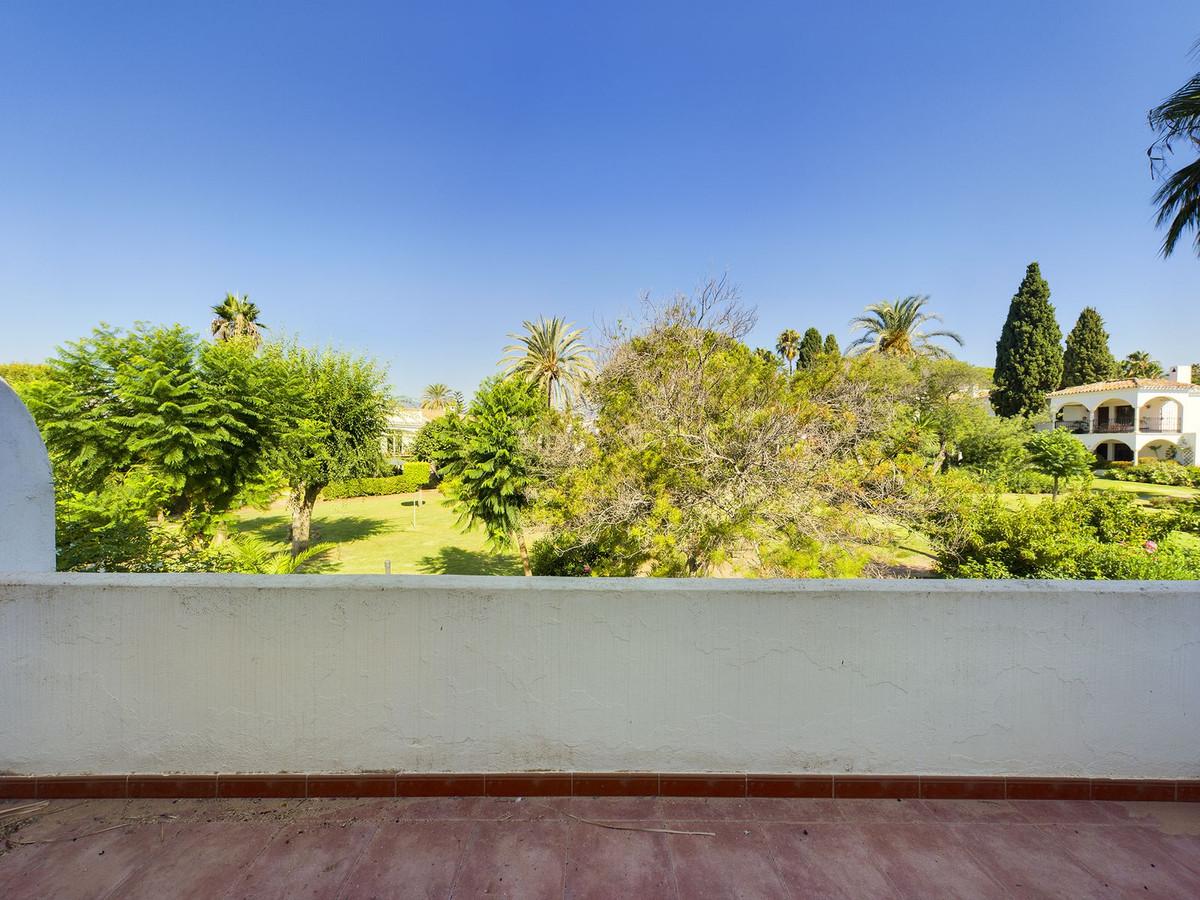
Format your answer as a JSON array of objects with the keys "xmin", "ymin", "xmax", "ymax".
[{"xmin": 1, "ymin": 574, "xmax": 1196, "ymax": 778}]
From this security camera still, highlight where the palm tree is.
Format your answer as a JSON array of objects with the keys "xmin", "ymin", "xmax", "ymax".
[
  {"xmin": 1120, "ymin": 351, "xmax": 1164, "ymax": 379},
  {"xmin": 1149, "ymin": 45, "xmax": 1200, "ymax": 257},
  {"xmin": 775, "ymin": 329, "xmax": 801, "ymax": 373},
  {"xmin": 501, "ymin": 316, "xmax": 595, "ymax": 407},
  {"xmin": 225, "ymin": 536, "xmax": 335, "ymax": 574},
  {"xmin": 211, "ymin": 293, "xmax": 266, "ymax": 345},
  {"xmin": 847, "ymin": 295, "xmax": 963, "ymax": 359},
  {"xmin": 421, "ymin": 383, "xmax": 453, "ymax": 410}
]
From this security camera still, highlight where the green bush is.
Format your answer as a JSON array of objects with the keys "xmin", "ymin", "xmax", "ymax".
[
  {"xmin": 321, "ymin": 462, "xmax": 432, "ymax": 499},
  {"xmin": 530, "ymin": 534, "xmax": 605, "ymax": 576},
  {"xmin": 1002, "ymin": 470, "xmax": 1058, "ymax": 495},
  {"xmin": 1099, "ymin": 460, "xmax": 1197, "ymax": 487},
  {"xmin": 936, "ymin": 491, "xmax": 1198, "ymax": 579}
]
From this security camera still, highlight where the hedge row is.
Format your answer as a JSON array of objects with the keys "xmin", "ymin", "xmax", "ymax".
[
  {"xmin": 1100, "ymin": 460, "xmax": 1200, "ymax": 488},
  {"xmin": 321, "ymin": 462, "xmax": 433, "ymax": 499}
]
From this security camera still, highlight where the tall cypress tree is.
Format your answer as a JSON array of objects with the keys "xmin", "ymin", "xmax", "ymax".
[
  {"xmin": 1060, "ymin": 307, "xmax": 1117, "ymax": 388},
  {"xmin": 797, "ymin": 327, "xmax": 824, "ymax": 369},
  {"xmin": 991, "ymin": 262, "xmax": 1063, "ymax": 417},
  {"xmin": 823, "ymin": 333, "xmax": 840, "ymax": 356}
]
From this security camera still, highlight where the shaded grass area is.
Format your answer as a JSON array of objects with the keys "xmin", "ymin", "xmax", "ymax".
[{"xmin": 236, "ymin": 492, "xmax": 521, "ymax": 575}]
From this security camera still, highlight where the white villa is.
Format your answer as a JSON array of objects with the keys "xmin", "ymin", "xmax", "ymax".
[
  {"xmin": 1047, "ymin": 364, "xmax": 1200, "ymax": 464},
  {"xmin": 380, "ymin": 407, "xmax": 443, "ymax": 464}
]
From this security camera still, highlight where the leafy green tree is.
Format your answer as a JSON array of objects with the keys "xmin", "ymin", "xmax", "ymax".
[
  {"xmin": 261, "ymin": 344, "xmax": 392, "ymax": 555},
  {"xmin": 535, "ymin": 282, "xmax": 924, "ymax": 577},
  {"xmin": 1120, "ymin": 351, "xmax": 1164, "ymax": 379},
  {"xmin": 501, "ymin": 316, "xmax": 594, "ymax": 407},
  {"xmin": 26, "ymin": 325, "xmax": 281, "ymax": 528},
  {"xmin": 911, "ymin": 361, "xmax": 995, "ymax": 472},
  {"xmin": 823, "ymin": 333, "xmax": 840, "ymax": 356},
  {"xmin": 0, "ymin": 362, "xmax": 50, "ymax": 401},
  {"xmin": 410, "ymin": 410, "xmax": 463, "ymax": 473},
  {"xmin": 775, "ymin": 329, "xmax": 800, "ymax": 373},
  {"xmin": 1148, "ymin": 49, "xmax": 1200, "ymax": 257},
  {"xmin": 991, "ymin": 263, "xmax": 1063, "ymax": 417},
  {"xmin": 797, "ymin": 327, "xmax": 824, "ymax": 369},
  {"xmin": 848, "ymin": 295, "xmax": 962, "ymax": 358},
  {"xmin": 439, "ymin": 377, "xmax": 544, "ymax": 575},
  {"xmin": 211, "ymin": 293, "xmax": 267, "ymax": 346},
  {"xmin": 1025, "ymin": 428, "xmax": 1095, "ymax": 499},
  {"xmin": 1061, "ymin": 307, "xmax": 1117, "ymax": 388}
]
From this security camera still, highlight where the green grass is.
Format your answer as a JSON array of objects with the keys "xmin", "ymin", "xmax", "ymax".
[
  {"xmin": 1000, "ymin": 478, "xmax": 1200, "ymax": 510},
  {"xmin": 236, "ymin": 491, "xmax": 522, "ymax": 575},
  {"xmin": 861, "ymin": 516, "xmax": 938, "ymax": 575},
  {"xmin": 1089, "ymin": 478, "xmax": 1199, "ymax": 501}
]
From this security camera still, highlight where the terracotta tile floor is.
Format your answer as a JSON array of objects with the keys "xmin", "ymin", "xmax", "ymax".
[{"xmin": 2, "ymin": 796, "xmax": 1199, "ymax": 898}]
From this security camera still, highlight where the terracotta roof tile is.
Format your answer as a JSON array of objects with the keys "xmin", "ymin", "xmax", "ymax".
[{"xmin": 1049, "ymin": 378, "xmax": 1196, "ymax": 396}]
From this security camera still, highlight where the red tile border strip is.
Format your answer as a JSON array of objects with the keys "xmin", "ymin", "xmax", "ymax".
[
  {"xmin": 1179, "ymin": 782, "xmax": 1200, "ymax": 803},
  {"xmin": 572, "ymin": 774, "xmax": 660, "ymax": 796},
  {"xmin": 1091, "ymin": 779, "xmax": 1176, "ymax": 803},
  {"xmin": 748, "ymin": 775, "xmax": 834, "ymax": 798},
  {"xmin": 920, "ymin": 777, "xmax": 1006, "ymax": 800},
  {"xmin": 1004, "ymin": 777, "xmax": 1091, "ymax": 801},
  {"xmin": 37, "ymin": 775, "xmax": 128, "ymax": 800},
  {"xmin": 834, "ymin": 775, "xmax": 920, "ymax": 799},
  {"xmin": 485, "ymin": 774, "xmax": 573, "ymax": 797},
  {"xmin": 660, "ymin": 774, "xmax": 748, "ymax": 798},
  {"xmin": 129, "ymin": 775, "xmax": 218, "ymax": 799},
  {"xmin": 4, "ymin": 773, "xmax": 1197, "ymax": 801},
  {"xmin": 307, "ymin": 774, "xmax": 395, "ymax": 798},
  {"xmin": 216, "ymin": 775, "xmax": 307, "ymax": 799},
  {"xmin": 396, "ymin": 775, "xmax": 486, "ymax": 797},
  {"xmin": 0, "ymin": 776, "xmax": 38, "ymax": 799}
]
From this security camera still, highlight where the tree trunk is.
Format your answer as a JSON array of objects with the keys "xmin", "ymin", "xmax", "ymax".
[
  {"xmin": 516, "ymin": 531, "xmax": 532, "ymax": 577},
  {"xmin": 290, "ymin": 483, "xmax": 323, "ymax": 557},
  {"xmin": 933, "ymin": 440, "xmax": 948, "ymax": 474},
  {"xmin": 1051, "ymin": 475, "xmax": 1060, "ymax": 500}
]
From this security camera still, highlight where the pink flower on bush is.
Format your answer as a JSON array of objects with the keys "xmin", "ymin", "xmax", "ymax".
[{"xmin": 1143, "ymin": 540, "xmax": 1158, "ymax": 554}]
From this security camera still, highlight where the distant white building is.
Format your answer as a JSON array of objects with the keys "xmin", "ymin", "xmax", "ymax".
[
  {"xmin": 1046, "ymin": 365, "xmax": 1200, "ymax": 464},
  {"xmin": 380, "ymin": 407, "xmax": 443, "ymax": 464}
]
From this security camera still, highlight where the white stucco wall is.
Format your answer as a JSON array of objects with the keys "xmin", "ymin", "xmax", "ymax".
[
  {"xmin": 0, "ymin": 378, "xmax": 54, "ymax": 572},
  {"xmin": 1, "ymin": 575, "xmax": 1197, "ymax": 778}
]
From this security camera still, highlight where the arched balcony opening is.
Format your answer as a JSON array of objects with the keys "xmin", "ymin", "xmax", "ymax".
[
  {"xmin": 1094, "ymin": 439, "xmax": 1134, "ymax": 463},
  {"xmin": 1092, "ymin": 399, "xmax": 1135, "ymax": 434},
  {"xmin": 1138, "ymin": 439, "xmax": 1178, "ymax": 462},
  {"xmin": 1138, "ymin": 396, "xmax": 1183, "ymax": 434},
  {"xmin": 1054, "ymin": 402, "xmax": 1091, "ymax": 433}
]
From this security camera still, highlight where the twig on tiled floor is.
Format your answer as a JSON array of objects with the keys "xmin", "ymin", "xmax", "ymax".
[
  {"xmin": 12, "ymin": 814, "xmax": 178, "ymax": 845},
  {"xmin": 0, "ymin": 801, "xmax": 48, "ymax": 821},
  {"xmin": 528, "ymin": 802, "xmax": 715, "ymax": 837}
]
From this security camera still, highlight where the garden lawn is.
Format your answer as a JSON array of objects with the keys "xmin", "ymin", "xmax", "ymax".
[
  {"xmin": 1002, "ymin": 478, "xmax": 1200, "ymax": 510},
  {"xmin": 235, "ymin": 491, "xmax": 522, "ymax": 575},
  {"xmin": 1089, "ymin": 478, "xmax": 1200, "ymax": 501}
]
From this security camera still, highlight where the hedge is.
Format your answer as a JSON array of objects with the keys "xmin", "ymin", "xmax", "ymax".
[
  {"xmin": 321, "ymin": 462, "xmax": 433, "ymax": 499},
  {"xmin": 1099, "ymin": 460, "xmax": 1200, "ymax": 488}
]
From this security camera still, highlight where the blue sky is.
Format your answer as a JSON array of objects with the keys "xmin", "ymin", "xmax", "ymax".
[{"xmin": 1, "ymin": 1, "xmax": 1197, "ymax": 399}]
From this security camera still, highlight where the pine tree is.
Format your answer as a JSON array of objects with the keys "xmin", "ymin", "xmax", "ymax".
[
  {"xmin": 991, "ymin": 262, "xmax": 1063, "ymax": 417},
  {"xmin": 1060, "ymin": 307, "xmax": 1117, "ymax": 388},
  {"xmin": 823, "ymin": 333, "xmax": 840, "ymax": 356},
  {"xmin": 797, "ymin": 327, "xmax": 824, "ymax": 369}
]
